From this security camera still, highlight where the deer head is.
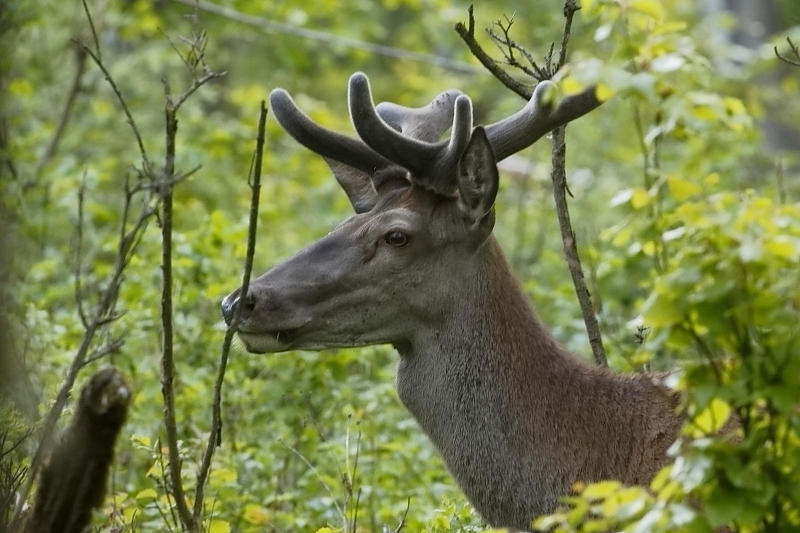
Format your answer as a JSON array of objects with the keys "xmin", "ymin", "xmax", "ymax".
[
  {"xmin": 221, "ymin": 73, "xmax": 583, "ymax": 354},
  {"xmin": 220, "ymin": 75, "xmax": 683, "ymax": 532}
]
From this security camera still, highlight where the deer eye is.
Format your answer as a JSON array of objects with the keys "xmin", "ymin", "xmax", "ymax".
[{"xmin": 384, "ymin": 231, "xmax": 409, "ymax": 247}]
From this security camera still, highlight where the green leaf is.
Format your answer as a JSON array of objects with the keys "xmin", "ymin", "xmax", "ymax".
[
  {"xmin": 630, "ymin": 0, "xmax": 667, "ymax": 19},
  {"xmin": 582, "ymin": 480, "xmax": 622, "ymax": 499},
  {"xmin": 207, "ymin": 520, "xmax": 231, "ymax": 533},
  {"xmin": 135, "ymin": 488, "xmax": 158, "ymax": 500},
  {"xmin": 687, "ymin": 398, "xmax": 732, "ymax": 437},
  {"xmin": 641, "ymin": 291, "xmax": 682, "ymax": 327},
  {"xmin": 666, "ymin": 175, "xmax": 702, "ymax": 200}
]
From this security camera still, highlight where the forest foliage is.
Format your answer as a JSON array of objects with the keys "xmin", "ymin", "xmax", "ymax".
[{"xmin": 2, "ymin": 0, "xmax": 800, "ymax": 532}]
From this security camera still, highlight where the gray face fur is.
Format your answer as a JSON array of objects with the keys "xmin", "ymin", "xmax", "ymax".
[{"xmin": 222, "ymin": 131, "xmax": 500, "ymax": 354}]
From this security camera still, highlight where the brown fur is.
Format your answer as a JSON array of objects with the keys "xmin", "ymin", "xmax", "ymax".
[{"xmin": 393, "ymin": 237, "xmax": 683, "ymax": 528}]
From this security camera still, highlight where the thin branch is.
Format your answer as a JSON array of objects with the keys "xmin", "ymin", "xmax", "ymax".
[
  {"xmin": 157, "ymin": 21, "xmax": 226, "ymax": 531},
  {"xmin": 394, "ymin": 497, "xmax": 411, "ymax": 533},
  {"xmin": 154, "ymin": 438, "xmax": 181, "ymax": 533},
  {"xmin": 174, "ymin": 70, "xmax": 226, "ymax": 113},
  {"xmin": 551, "ymin": 128, "xmax": 606, "ymax": 366},
  {"xmin": 454, "ymin": 6, "xmax": 531, "ymax": 100},
  {"xmin": 550, "ymin": 1, "xmax": 606, "ymax": 366},
  {"xmin": 78, "ymin": 0, "xmax": 150, "ymax": 172},
  {"xmin": 487, "ymin": 15, "xmax": 550, "ymax": 81},
  {"xmin": 158, "ymin": 74, "xmax": 197, "ymax": 532},
  {"xmin": 82, "ymin": 0, "xmax": 101, "ymax": 61},
  {"xmin": 30, "ymin": 43, "xmax": 88, "ymax": 185},
  {"xmin": 74, "ymin": 177, "xmax": 89, "ymax": 328},
  {"xmin": 557, "ymin": 0, "xmax": 580, "ymax": 69},
  {"xmin": 81, "ymin": 338, "xmax": 125, "ymax": 366},
  {"xmin": 279, "ymin": 439, "xmax": 346, "ymax": 521},
  {"xmin": 775, "ymin": 37, "xmax": 800, "ymax": 67},
  {"xmin": 351, "ymin": 487, "xmax": 362, "ymax": 533},
  {"xmin": 193, "ymin": 101, "xmax": 267, "ymax": 519}
]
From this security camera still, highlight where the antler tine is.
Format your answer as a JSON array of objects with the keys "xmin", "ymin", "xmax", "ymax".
[
  {"xmin": 485, "ymin": 82, "xmax": 602, "ymax": 161},
  {"xmin": 349, "ymin": 72, "xmax": 473, "ymax": 194},
  {"xmin": 269, "ymin": 88, "xmax": 392, "ymax": 175},
  {"xmin": 376, "ymin": 89, "xmax": 464, "ymax": 143}
]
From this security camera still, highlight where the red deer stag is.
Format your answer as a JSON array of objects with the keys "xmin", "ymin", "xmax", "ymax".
[{"xmin": 221, "ymin": 73, "xmax": 683, "ymax": 530}]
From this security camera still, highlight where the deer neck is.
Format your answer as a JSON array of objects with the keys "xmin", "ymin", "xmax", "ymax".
[
  {"xmin": 393, "ymin": 235, "xmax": 591, "ymax": 524},
  {"xmin": 395, "ymin": 234, "xmax": 576, "ymax": 418}
]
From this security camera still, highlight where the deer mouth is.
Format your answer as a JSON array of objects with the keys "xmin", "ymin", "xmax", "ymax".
[{"xmin": 236, "ymin": 328, "xmax": 299, "ymax": 354}]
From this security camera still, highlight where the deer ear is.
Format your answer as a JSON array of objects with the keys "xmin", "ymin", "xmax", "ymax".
[
  {"xmin": 456, "ymin": 127, "xmax": 499, "ymax": 224},
  {"xmin": 324, "ymin": 157, "xmax": 378, "ymax": 214}
]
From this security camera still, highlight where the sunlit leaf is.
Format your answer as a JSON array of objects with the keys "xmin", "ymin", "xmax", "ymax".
[
  {"xmin": 631, "ymin": 187, "xmax": 650, "ymax": 209},
  {"xmin": 630, "ymin": 0, "xmax": 667, "ymax": 19},
  {"xmin": 595, "ymin": 82, "xmax": 615, "ymax": 102},
  {"xmin": 207, "ymin": 519, "xmax": 231, "ymax": 533},
  {"xmin": 582, "ymin": 480, "xmax": 622, "ymax": 499},
  {"xmin": 242, "ymin": 503, "xmax": 270, "ymax": 524},
  {"xmin": 641, "ymin": 291, "xmax": 681, "ymax": 327},
  {"xmin": 688, "ymin": 398, "xmax": 732, "ymax": 437},
  {"xmin": 666, "ymin": 175, "xmax": 701, "ymax": 200},
  {"xmin": 210, "ymin": 467, "xmax": 237, "ymax": 484},
  {"xmin": 560, "ymin": 76, "xmax": 585, "ymax": 96},
  {"xmin": 135, "ymin": 488, "xmax": 157, "ymax": 500}
]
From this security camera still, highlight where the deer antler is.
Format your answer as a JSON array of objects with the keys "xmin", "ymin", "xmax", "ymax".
[
  {"xmin": 269, "ymin": 88, "xmax": 391, "ymax": 175},
  {"xmin": 348, "ymin": 72, "xmax": 473, "ymax": 195},
  {"xmin": 347, "ymin": 73, "xmax": 599, "ymax": 195},
  {"xmin": 269, "ymin": 81, "xmax": 466, "ymax": 177},
  {"xmin": 484, "ymin": 82, "xmax": 600, "ymax": 161},
  {"xmin": 376, "ymin": 89, "xmax": 464, "ymax": 143},
  {"xmin": 272, "ymin": 72, "xmax": 602, "ymax": 198}
]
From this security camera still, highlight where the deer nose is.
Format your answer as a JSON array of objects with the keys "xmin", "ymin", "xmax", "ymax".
[{"xmin": 220, "ymin": 290, "xmax": 256, "ymax": 325}]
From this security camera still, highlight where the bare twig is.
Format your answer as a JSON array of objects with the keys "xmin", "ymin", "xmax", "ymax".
[
  {"xmin": 775, "ymin": 37, "xmax": 800, "ymax": 67},
  {"xmin": 454, "ymin": 6, "xmax": 601, "ymax": 119},
  {"xmin": 279, "ymin": 439, "xmax": 346, "ymax": 521},
  {"xmin": 551, "ymin": 128, "xmax": 606, "ymax": 366},
  {"xmin": 158, "ymin": 73, "xmax": 197, "ymax": 533},
  {"xmin": 394, "ymin": 497, "xmax": 412, "ymax": 533},
  {"xmin": 78, "ymin": 0, "xmax": 151, "ymax": 173},
  {"xmin": 74, "ymin": 177, "xmax": 89, "ymax": 328},
  {"xmin": 557, "ymin": 0, "xmax": 579, "ymax": 68},
  {"xmin": 549, "ymin": 1, "xmax": 606, "ymax": 367},
  {"xmin": 153, "ymin": 438, "xmax": 180, "ymax": 533},
  {"xmin": 81, "ymin": 338, "xmax": 125, "ymax": 366},
  {"xmin": 193, "ymin": 101, "xmax": 267, "ymax": 519},
  {"xmin": 157, "ymin": 25, "xmax": 225, "ymax": 532},
  {"xmin": 30, "ymin": 43, "xmax": 88, "ymax": 186},
  {"xmin": 82, "ymin": 0, "xmax": 101, "ymax": 61},
  {"xmin": 454, "ymin": 6, "xmax": 531, "ymax": 100},
  {"xmin": 161, "ymin": 29, "xmax": 227, "ymax": 112},
  {"xmin": 352, "ymin": 487, "xmax": 362, "ymax": 533},
  {"xmin": 487, "ymin": 15, "xmax": 550, "ymax": 81}
]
